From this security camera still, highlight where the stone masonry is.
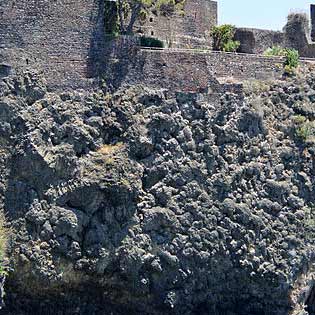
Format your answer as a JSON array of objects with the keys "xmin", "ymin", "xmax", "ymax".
[
  {"xmin": 2, "ymin": 0, "xmax": 315, "ymax": 91},
  {"xmin": 0, "ymin": 0, "xmax": 106, "ymax": 90},
  {"xmin": 133, "ymin": 0, "xmax": 218, "ymax": 48}
]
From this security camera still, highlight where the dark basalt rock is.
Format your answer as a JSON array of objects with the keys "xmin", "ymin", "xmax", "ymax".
[
  {"xmin": 1, "ymin": 71, "xmax": 315, "ymax": 315},
  {"xmin": 0, "ymin": 64, "xmax": 13, "ymax": 78}
]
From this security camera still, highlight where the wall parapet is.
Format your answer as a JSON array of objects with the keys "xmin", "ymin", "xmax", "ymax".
[{"xmin": 105, "ymin": 45, "xmax": 289, "ymax": 92}]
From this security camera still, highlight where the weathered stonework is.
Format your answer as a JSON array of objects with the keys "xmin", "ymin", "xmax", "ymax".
[
  {"xmin": 0, "ymin": 0, "xmax": 105, "ymax": 90},
  {"xmin": 104, "ymin": 40, "xmax": 287, "ymax": 92},
  {"xmin": 2, "ymin": 0, "xmax": 315, "ymax": 92},
  {"xmin": 134, "ymin": 0, "xmax": 217, "ymax": 48},
  {"xmin": 235, "ymin": 28, "xmax": 284, "ymax": 55},
  {"xmin": 235, "ymin": 8, "xmax": 315, "ymax": 58},
  {"xmin": 311, "ymin": 5, "xmax": 315, "ymax": 42}
]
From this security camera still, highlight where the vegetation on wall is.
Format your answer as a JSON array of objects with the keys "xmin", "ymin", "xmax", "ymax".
[
  {"xmin": 140, "ymin": 36, "xmax": 164, "ymax": 48},
  {"xmin": 211, "ymin": 24, "xmax": 240, "ymax": 52},
  {"xmin": 155, "ymin": 0, "xmax": 186, "ymax": 16},
  {"xmin": 292, "ymin": 115, "xmax": 315, "ymax": 143},
  {"xmin": 105, "ymin": 0, "xmax": 186, "ymax": 35},
  {"xmin": 263, "ymin": 46, "xmax": 287, "ymax": 57},
  {"xmin": 264, "ymin": 46, "xmax": 299, "ymax": 75},
  {"xmin": 284, "ymin": 48, "xmax": 299, "ymax": 69},
  {"xmin": 104, "ymin": 1, "xmax": 120, "ymax": 37}
]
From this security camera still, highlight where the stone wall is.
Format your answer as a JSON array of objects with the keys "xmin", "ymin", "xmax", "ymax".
[
  {"xmin": 0, "ymin": 0, "xmax": 105, "ymax": 90},
  {"xmin": 311, "ymin": 5, "xmax": 315, "ymax": 42},
  {"xmin": 235, "ymin": 28, "xmax": 284, "ymax": 55},
  {"xmin": 107, "ymin": 47, "xmax": 286, "ymax": 92},
  {"xmin": 235, "ymin": 9, "xmax": 315, "ymax": 59},
  {"xmin": 134, "ymin": 0, "xmax": 217, "ymax": 48}
]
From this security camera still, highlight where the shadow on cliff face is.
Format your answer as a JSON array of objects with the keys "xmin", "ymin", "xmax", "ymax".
[
  {"xmin": 87, "ymin": 0, "xmax": 143, "ymax": 89},
  {"xmin": 0, "ymin": 73, "xmax": 144, "ymax": 312},
  {"xmin": 4, "ymin": 139, "xmax": 141, "ymax": 280},
  {"xmin": 87, "ymin": 0, "xmax": 106, "ymax": 79}
]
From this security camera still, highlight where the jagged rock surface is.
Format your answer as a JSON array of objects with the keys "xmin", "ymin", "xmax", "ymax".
[{"xmin": 1, "ymin": 72, "xmax": 315, "ymax": 314}]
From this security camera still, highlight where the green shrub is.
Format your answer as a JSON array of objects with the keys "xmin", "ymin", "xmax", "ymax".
[
  {"xmin": 295, "ymin": 119, "xmax": 315, "ymax": 143},
  {"xmin": 292, "ymin": 114, "xmax": 306, "ymax": 125},
  {"xmin": 285, "ymin": 48, "xmax": 299, "ymax": 69},
  {"xmin": 283, "ymin": 64, "xmax": 296, "ymax": 76},
  {"xmin": 242, "ymin": 80, "xmax": 271, "ymax": 95},
  {"xmin": 263, "ymin": 46, "xmax": 287, "ymax": 57},
  {"xmin": 223, "ymin": 39, "xmax": 240, "ymax": 52},
  {"xmin": 140, "ymin": 36, "xmax": 164, "ymax": 48},
  {"xmin": 104, "ymin": 0, "xmax": 120, "ymax": 36},
  {"xmin": 264, "ymin": 46, "xmax": 299, "ymax": 75},
  {"xmin": 211, "ymin": 24, "xmax": 239, "ymax": 52}
]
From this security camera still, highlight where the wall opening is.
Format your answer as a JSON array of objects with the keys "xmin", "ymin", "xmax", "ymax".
[
  {"xmin": 151, "ymin": 31, "xmax": 154, "ymax": 36},
  {"xmin": 306, "ymin": 283, "xmax": 315, "ymax": 315},
  {"xmin": 150, "ymin": 17, "xmax": 153, "ymax": 22}
]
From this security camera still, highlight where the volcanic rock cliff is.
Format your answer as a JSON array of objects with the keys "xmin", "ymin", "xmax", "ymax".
[{"xmin": 1, "ymin": 69, "xmax": 315, "ymax": 315}]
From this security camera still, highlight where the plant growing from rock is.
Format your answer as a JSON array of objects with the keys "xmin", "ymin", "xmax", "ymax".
[
  {"xmin": 140, "ymin": 36, "xmax": 164, "ymax": 47},
  {"xmin": 264, "ymin": 46, "xmax": 299, "ymax": 75},
  {"xmin": 211, "ymin": 24, "xmax": 240, "ymax": 52},
  {"xmin": 223, "ymin": 39, "xmax": 240, "ymax": 52},
  {"xmin": 293, "ymin": 115, "xmax": 315, "ymax": 143},
  {"xmin": 0, "ymin": 210, "xmax": 10, "ymax": 309},
  {"xmin": 284, "ymin": 48, "xmax": 299, "ymax": 71},
  {"xmin": 264, "ymin": 46, "xmax": 287, "ymax": 57}
]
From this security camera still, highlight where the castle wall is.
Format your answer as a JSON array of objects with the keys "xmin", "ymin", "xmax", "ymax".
[
  {"xmin": 134, "ymin": 0, "xmax": 217, "ymax": 48},
  {"xmin": 105, "ymin": 44, "xmax": 286, "ymax": 92},
  {"xmin": 0, "ymin": 0, "xmax": 105, "ymax": 90},
  {"xmin": 235, "ymin": 8, "xmax": 315, "ymax": 59},
  {"xmin": 311, "ymin": 5, "xmax": 315, "ymax": 42},
  {"xmin": 235, "ymin": 28, "xmax": 285, "ymax": 55}
]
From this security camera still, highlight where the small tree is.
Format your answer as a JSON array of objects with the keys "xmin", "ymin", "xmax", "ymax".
[
  {"xmin": 223, "ymin": 39, "xmax": 240, "ymax": 52},
  {"xmin": 211, "ymin": 24, "xmax": 240, "ymax": 52},
  {"xmin": 285, "ymin": 48, "xmax": 299, "ymax": 69}
]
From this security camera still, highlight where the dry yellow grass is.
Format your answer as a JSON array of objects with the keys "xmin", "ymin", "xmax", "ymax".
[
  {"xmin": 0, "ymin": 211, "xmax": 10, "ymax": 275},
  {"xmin": 97, "ymin": 142, "xmax": 124, "ymax": 155}
]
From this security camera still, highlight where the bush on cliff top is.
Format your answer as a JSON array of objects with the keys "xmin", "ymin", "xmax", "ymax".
[
  {"xmin": 211, "ymin": 24, "xmax": 240, "ymax": 52},
  {"xmin": 140, "ymin": 36, "xmax": 164, "ymax": 48},
  {"xmin": 264, "ymin": 46, "xmax": 287, "ymax": 57},
  {"xmin": 264, "ymin": 46, "xmax": 299, "ymax": 75}
]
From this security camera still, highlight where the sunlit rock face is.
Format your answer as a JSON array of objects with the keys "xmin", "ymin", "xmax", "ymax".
[{"xmin": 1, "ymin": 71, "xmax": 315, "ymax": 315}]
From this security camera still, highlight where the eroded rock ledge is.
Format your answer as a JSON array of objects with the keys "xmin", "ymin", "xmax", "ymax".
[{"xmin": 1, "ymin": 71, "xmax": 315, "ymax": 314}]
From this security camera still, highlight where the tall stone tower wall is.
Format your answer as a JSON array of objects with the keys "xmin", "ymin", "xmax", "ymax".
[
  {"xmin": 134, "ymin": 0, "xmax": 218, "ymax": 48},
  {"xmin": 0, "ymin": 0, "xmax": 105, "ymax": 90},
  {"xmin": 311, "ymin": 4, "xmax": 315, "ymax": 42}
]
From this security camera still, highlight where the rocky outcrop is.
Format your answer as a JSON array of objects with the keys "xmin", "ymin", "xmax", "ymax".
[{"xmin": 1, "ymin": 70, "xmax": 315, "ymax": 314}]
